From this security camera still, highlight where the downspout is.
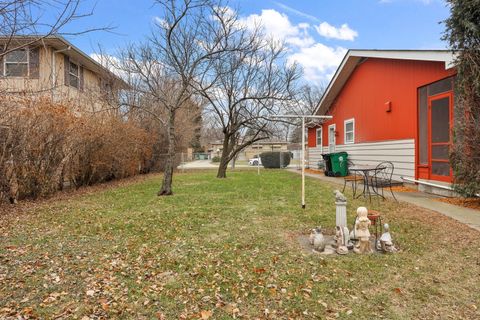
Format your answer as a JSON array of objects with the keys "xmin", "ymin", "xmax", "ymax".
[
  {"xmin": 51, "ymin": 46, "xmax": 71, "ymax": 102},
  {"xmin": 401, "ymin": 176, "xmax": 480, "ymax": 197}
]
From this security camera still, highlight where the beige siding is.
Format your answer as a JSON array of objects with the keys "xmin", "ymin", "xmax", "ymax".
[
  {"xmin": 1, "ymin": 46, "xmax": 114, "ymax": 112},
  {"xmin": 308, "ymin": 139, "xmax": 415, "ymax": 181}
]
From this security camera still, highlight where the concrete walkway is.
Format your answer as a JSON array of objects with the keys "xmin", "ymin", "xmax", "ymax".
[{"xmin": 291, "ymin": 169, "xmax": 480, "ymax": 232}]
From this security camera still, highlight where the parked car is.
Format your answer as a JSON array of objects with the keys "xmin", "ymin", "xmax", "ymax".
[{"xmin": 249, "ymin": 155, "xmax": 262, "ymax": 166}]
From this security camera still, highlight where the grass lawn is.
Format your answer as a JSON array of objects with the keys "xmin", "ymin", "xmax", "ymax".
[{"xmin": 1, "ymin": 170, "xmax": 479, "ymax": 319}]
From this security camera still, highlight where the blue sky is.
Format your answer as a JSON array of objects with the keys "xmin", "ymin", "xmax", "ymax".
[{"xmin": 63, "ymin": 0, "xmax": 451, "ymax": 84}]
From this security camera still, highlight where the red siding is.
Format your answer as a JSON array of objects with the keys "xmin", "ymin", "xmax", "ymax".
[{"xmin": 311, "ymin": 58, "xmax": 455, "ymax": 146}]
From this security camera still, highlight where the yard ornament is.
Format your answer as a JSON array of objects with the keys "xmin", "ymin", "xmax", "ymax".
[
  {"xmin": 335, "ymin": 226, "xmax": 350, "ymax": 255},
  {"xmin": 334, "ymin": 190, "xmax": 347, "ymax": 228},
  {"xmin": 309, "ymin": 227, "xmax": 326, "ymax": 252},
  {"xmin": 334, "ymin": 189, "xmax": 347, "ymax": 202},
  {"xmin": 353, "ymin": 207, "xmax": 373, "ymax": 254},
  {"xmin": 378, "ymin": 223, "xmax": 397, "ymax": 253}
]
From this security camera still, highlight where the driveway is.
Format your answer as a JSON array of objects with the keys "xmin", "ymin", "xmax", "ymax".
[{"xmin": 179, "ymin": 160, "xmax": 218, "ymax": 169}]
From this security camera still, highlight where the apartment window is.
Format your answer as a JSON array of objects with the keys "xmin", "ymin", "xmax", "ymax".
[
  {"xmin": 316, "ymin": 127, "xmax": 322, "ymax": 147},
  {"xmin": 69, "ymin": 61, "xmax": 80, "ymax": 88},
  {"xmin": 344, "ymin": 118, "xmax": 355, "ymax": 144},
  {"xmin": 4, "ymin": 49, "xmax": 29, "ymax": 77}
]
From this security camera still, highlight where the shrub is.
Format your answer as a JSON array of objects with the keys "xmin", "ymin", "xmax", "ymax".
[
  {"xmin": 0, "ymin": 97, "xmax": 154, "ymax": 203},
  {"xmin": 211, "ymin": 156, "xmax": 221, "ymax": 163},
  {"xmin": 260, "ymin": 152, "xmax": 291, "ymax": 168},
  {"xmin": 443, "ymin": 0, "xmax": 480, "ymax": 197}
]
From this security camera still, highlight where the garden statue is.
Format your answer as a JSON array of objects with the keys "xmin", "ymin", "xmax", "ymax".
[
  {"xmin": 309, "ymin": 227, "xmax": 326, "ymax": 252},
  {"xmin": 353, "ymin": 207, "xmax": 373, "ymax": 254},
  {"xmin": 334, "ymin": 189, "xmax": 347, "ymax": 202},
  {"xmin": 378, "ymin": 223, "xmax": 397, "ymax": 253},
  {"xmin": 335, "ymin": 226, "xmax": 349, "ymax": 255}
]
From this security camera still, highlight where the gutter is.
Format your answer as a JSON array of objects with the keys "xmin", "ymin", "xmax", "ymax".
[{"xmin": 401, "ymin": 176, "xmax": 480, "ymax": 197}]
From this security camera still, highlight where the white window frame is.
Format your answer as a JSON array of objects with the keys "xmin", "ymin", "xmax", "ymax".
[
  {"xmin": 3, "ymin": 48, "xmax": 29, "ymax": 77},
  {"xmin": 69, "ymin": 60, "xmax": 80, "ymax": 88},
  {"xmin": 316, "ymin": 127, "xmax": 322, "ymax": 148},
  {"xmin": 344, "ymin": 118, "xmax": 355, "ymax": 145},
  {"xmin": 328, "ymin": 124, "xmax": 336, "ymax": 153}
]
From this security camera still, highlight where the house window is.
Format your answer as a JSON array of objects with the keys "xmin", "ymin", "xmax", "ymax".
[
  {"xmin": 69, "ymin": 61, "xmax": 80, "ymax": 88},
  {"xmin": 316, "ymin": 127, "xmax": 322, "ymax": 147},
  {"xmin": 344, "ymin": 119, "xmax": 355, "ymax": 144},
  {"xmin": 4, "ymin": 49, "xmax": 29, "ymax": 77}
]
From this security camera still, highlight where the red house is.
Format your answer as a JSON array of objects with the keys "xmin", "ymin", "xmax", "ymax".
[{"xmin": 307, "ymin": 50, "xmax": 456, "ymax": 186}]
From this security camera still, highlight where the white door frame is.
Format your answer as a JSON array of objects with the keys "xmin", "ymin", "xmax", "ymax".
[{"xmin": 328, "ymin": 124, "xmax": 336, "ymax": 153}]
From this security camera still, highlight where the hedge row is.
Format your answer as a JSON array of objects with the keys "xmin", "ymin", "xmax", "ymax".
[{"xmin": 0, "ymin": 98, "xmax": 155, "ymax": 203}]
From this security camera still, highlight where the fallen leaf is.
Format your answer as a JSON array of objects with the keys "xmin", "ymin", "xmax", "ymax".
[
  {"xmin": 253, "ymin": 267, "xmax": 266, "ymax": 273},
  {"xmin": 200, "ymin": 310, "xmax": 213, "ymax": 319}
]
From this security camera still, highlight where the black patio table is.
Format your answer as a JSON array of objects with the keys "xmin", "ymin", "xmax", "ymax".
[{"xmin": 349, "ymin": 165, "xmax": 386, "ymax": 202}]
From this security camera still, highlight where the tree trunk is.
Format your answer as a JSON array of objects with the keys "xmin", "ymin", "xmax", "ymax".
[
  {"xmin": 216, "ymin": 138, "xmax": 231, "ymax": 178},
  {"xmin": 158, "ymin": 109, "xmax": 176, "ymax": 196}
]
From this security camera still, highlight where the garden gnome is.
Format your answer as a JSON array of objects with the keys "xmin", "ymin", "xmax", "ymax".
[
  {"xmin": 378, "ymin": 223, "xmax": 397, "ymax": 253},
  {"xmin": 353, "ymin": 207, "xmax": 373, "ymax": 254},
  {"xmin": 309, "ymin": 227, "xmax": 326, "ymax": 252},
  {"xmin": 335, "ymin": 226, "xmax": 349, "ymax": 255}
]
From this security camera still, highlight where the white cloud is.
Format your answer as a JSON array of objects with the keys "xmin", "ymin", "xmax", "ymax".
[
  {"xmin": 315, "ymin": 22, "xmax": 358, "ymax": 41},
  {"xmin": 239, "ymin": 9, "xmax": 314, "ymax": 48},
  {"xmin": 288, "ymin": 44, "xmax": 346, "ymax": 83},
  {"xmin": 239, "ymin": 9, "xmax": 351, "ymax": 84},
  {"xmin": 153, "ymin": 16, "xmax": 168, "ymax": 28}
]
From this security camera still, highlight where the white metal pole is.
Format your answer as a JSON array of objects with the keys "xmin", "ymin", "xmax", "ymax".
[
  {"xmin": 268, "ymin": 115, "xmax": 332, "ymax": 209},
  {"xmin": 257, "ymin": 154, "xmax": 260, "ymax": 175},
  {"xmin": 301, "ymin": 117, "xmax": 305, "ymax": 209}
]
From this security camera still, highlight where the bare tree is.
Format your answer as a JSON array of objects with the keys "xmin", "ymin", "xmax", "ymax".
[
  {"xmin": 195, "ymin": 13, "xmax": 301, "ymax": 178},
  {"xmin": 289, "ymin": 83, "xmax": 326, "ymax": 143},
  {"xmin": 113, "ymin": 0, "xmax": 245, "ymax": 195},
  {"xmin": 0, "ymin": 0, "xmax": 112, "ymax": 55}
]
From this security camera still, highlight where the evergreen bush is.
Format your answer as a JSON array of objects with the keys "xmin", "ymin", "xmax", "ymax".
[{"xmin": 260, "ymin": 152, "xmax": 291, "ymax": 168}]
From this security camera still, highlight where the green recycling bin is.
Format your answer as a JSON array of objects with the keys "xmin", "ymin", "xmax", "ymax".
[{"xmin": 330, "ymin": 152, "xmax": 348, "ymax": 177}]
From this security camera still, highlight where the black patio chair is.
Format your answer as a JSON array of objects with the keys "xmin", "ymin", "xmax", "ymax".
[
  {"xmin": 370, "ymin": 161, "xmax": 398, "ymax": 201},
  {"xmin": 342, "ymin": 159, "xmax": 363, "ymax": 197}
]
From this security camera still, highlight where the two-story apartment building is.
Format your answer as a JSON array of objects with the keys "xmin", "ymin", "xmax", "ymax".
[{"xmin": 0, "ymin": 36, "xmax": 127, "ymax": 111}]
